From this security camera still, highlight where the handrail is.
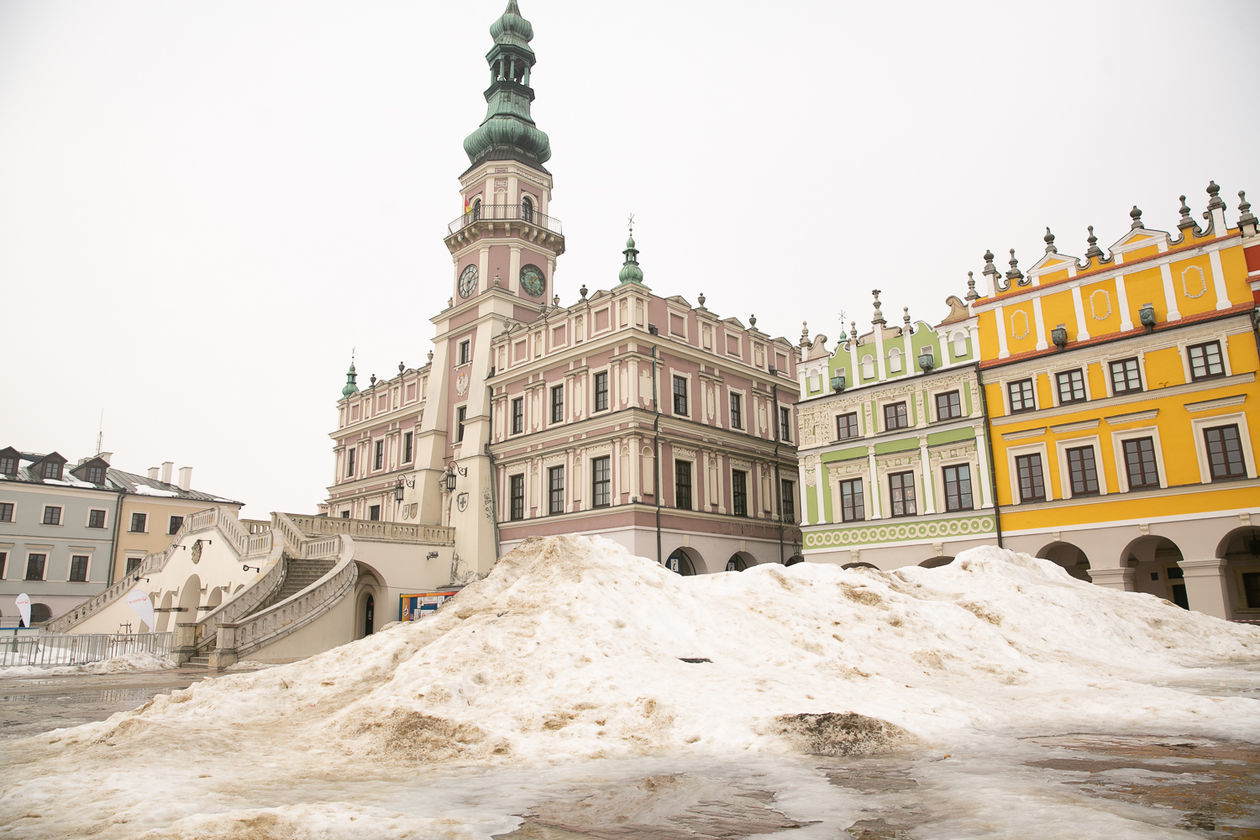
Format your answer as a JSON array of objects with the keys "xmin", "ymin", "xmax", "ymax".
[
  {"xmin": 446, "ymin": 203, "xmax": 563, "ymax": 236},
  {"xmin": 282, "ymin": 513, "xmax": 454, "ymax": 545},
  {"xmin": 193, "ymin": 535, "xmax": 287, "ymax": 652},
  {"xmin": 271, "ymin": 511, "xmax": 308, "ymax": 555},
  {"xmin": 230, "ymin": 535, "xmax": 358, "ymax": 657}
]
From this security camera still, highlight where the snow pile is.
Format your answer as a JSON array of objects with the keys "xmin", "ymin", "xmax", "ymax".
[
  {"xmin": 0, "ymin": 651, "xmax": 175, "ymax": 677},
  {"xmin": 40, "ymin": 536, "xmax": 1260, "ymax": 766}
]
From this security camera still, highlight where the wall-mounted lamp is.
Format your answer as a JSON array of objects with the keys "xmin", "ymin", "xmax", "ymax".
[
  {"xmin": 393, "ymin": 475, "xmax": 415, "ymax": 502},
  {"xmin": 426, "ymin": 551, "xmax": 439, "ymax": 559},
  {"xmin": 444, "ymin": 463, "xmax": 468, "ymax": 492},
  {"xmin": 133, "ymin": 576, "xmax": 151, "ymax": 583},
  {"xmin": 917, "ymin": 348, "xmax": 935, "ymax": 372},
  {"xmin": 242, "ymin": 564, "xmax": 261, "ymax": 573},
  {"xmin": 1138, "ymin": 303, "xmax": 1157, "ymax": 331},
  {"xmin": 830, "ymin": 372, "xmax": 846, "ymax": 393},
  {"xmin": 180, "ymin": 538, "xmax": 213, "ymax": 551},
  {"xmin": 1051, "ymin": 324, "xmax": 1068, "ymax": 349}
]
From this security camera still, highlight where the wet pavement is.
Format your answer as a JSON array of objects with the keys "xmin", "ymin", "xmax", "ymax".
[{"xmin": 0, "ymin": 666, "xmax": 215, "ymax": 742}]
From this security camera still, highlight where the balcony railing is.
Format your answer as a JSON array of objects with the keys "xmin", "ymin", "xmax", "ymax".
[{"xmin": 447, "ymin": 203, "xmax": 563, "ymax": 236}]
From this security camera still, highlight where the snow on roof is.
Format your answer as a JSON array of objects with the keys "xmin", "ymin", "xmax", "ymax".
[{"xmin": 4, "ymin": 536, "xmax": 1258, "ymax": 836}]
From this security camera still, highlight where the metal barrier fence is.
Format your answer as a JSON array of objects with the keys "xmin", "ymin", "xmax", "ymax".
[{"xmin": 0, "ymin": 631, "xmax": 173, "ymax": 668}]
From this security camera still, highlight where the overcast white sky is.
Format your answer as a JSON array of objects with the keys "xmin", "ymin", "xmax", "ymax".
[{"xmin": 2, "ymin": 0, "xmax": 1258, "ymax": 518}]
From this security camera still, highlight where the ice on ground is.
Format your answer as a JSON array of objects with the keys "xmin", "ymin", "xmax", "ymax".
[{"xmin": 1, "ymin": 536, "xmax": 1257, "ymax": 839}]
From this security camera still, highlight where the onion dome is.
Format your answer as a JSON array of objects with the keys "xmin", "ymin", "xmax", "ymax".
[
  {"xmin": 341, "ymin": 361, "xmax": 359, "ymax": 398},
  {"xmin": 490, "ymin": 0, "xmax": 534, "ymax": 44},
  {"xmin": 618, "ymin": 234, "xmax": 644, "ymax": 284}
]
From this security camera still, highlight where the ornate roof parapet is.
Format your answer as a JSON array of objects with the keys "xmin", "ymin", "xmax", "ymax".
[
  {"xmin": 1084, "ymin": 225, "xmax": 1104, "ymax": 261},
  {"xmin": 1176, "ymin": 194, "xmax": 1201, "ymax": 240},
  {"xmin": 965, "ymin": 271, "xmax": 980, "ymax": 302},
  {"xmin": 1202, "ymin": 180, "xmax": 1227, "ymax": 237},
  {"xmin": 1237, "ymin": 190, "xmax": 1257, "ymax": 236},
  {"xmin": 981, "ymin": 249, "xmax": 1005, "ymax": 294},
  {"xmin": 1005, "ymin": 249, "xmax": 1026, "ymax": 285},
  {"xmin": 870, "ymin": 289, "xmax": 885, "ymax": 326},
  {"xmin": 1129, "ymin": 205, "xmax": 1144, "ymax": 230},
  {"xmin": 1043, "ymin": 227, "xmax": 1057, "ymax": 254}
]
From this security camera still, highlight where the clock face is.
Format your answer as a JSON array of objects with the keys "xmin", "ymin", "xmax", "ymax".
[
  {"xmin": 458, "ymin": 264, "xmax": 478, "ymax": 298},
  {"xmin": 520, "ymin": 264, "xmax": 545, "ymax": 297}
]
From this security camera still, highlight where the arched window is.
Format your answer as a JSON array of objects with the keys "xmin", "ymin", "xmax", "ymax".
[
  {"xmin": 471, "ymin": 198, "xmax": 481, "ymax": 221},
  {"xmin": 521, "ymin": 196, "xmax": 534, "ymax": 223}
]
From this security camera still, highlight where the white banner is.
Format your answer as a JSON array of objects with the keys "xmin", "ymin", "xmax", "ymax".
[
  {"xmin": 15, "ymin": 593, "xmax": 31, "ymax": 628},
  {"xmin": 124, "ymin": 589, "xmax": 155, "ymax": 632}
]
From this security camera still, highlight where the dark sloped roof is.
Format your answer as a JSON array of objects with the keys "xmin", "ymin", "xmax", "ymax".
[{"xmin": 107, "ymin": 468, "xmax": 244, "ymax": 506}]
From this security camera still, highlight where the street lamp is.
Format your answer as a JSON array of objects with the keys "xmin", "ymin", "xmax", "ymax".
[
  {"xmin": 444, "ymin": 463, "xmax": 468, "ymax": 492},
  {"xmin": 393, "ymin": 475, "xmax": 415, "ymax": 502}
]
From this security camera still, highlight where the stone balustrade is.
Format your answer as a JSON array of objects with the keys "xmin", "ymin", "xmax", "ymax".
[
  {"xmin": 192, "ymin": 536, "xmax": 287, "ymax": 653},
  {"xmin": 283, "ymin": 513, "xmax": 454, "ymax": 545}
]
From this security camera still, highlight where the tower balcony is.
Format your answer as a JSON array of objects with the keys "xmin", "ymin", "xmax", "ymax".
[{"xmin": 444, "ymin": 203, "xmax": 565, "ymax": 255}]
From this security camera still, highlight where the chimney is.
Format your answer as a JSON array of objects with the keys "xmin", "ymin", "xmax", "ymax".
[
  {"xmin": 177, "ymin": 466, "xmax": 193, "ymax": 490},
  {"xmin": 161, "ymin": 461, "xmax": 173, "ymax": 484},
  {"xmin": 148, "ymin": 467, "xmax": 160, "ymax": 480},
  {"xmin": 97, "ymin": 451, "xmax": 112, "ymax": 465}
]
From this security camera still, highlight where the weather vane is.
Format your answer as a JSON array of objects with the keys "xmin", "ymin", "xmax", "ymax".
[{"xmin": 627, "ymin": 212, "xmax": 635, "ymax": 236}]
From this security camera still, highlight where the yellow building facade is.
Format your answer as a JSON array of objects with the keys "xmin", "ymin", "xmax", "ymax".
[{"xmin": 972, "ymin": 183, "xmax": 1260, "ymax": 619}]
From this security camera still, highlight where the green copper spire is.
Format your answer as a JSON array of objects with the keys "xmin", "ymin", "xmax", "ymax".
[
  {"xmin": 463, "ymin": 1, "xmax": 552, "ymax": 170},
  {"xmin": 618, "ymin": 231, "xmax": 645, "ymax": 285},
  {"xmin": 341, "ymin": 360, "xmax": 359, "ymax": 398}
]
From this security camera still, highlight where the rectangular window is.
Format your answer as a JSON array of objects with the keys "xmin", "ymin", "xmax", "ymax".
[
  {"xmin": 729, "ymin": 393, "xmax": 743, "ymax": 429},
  {"xmin": 548, "ymin": 465, "xmax": 565, "ymax": 515},
  {"xmin": 455, "ymin": 407, "xmax": 466, "ymax": 442},
  {"xmin": 0, "ymin": 551, "xmax": 5, "ymax": 578},
  {"xmin": 511, "ymin": 397, "xmax": 524, "ymax": 434},
  {"xmin": 883, "ymin": 401, "xmax": 908, "ymax": 431},
  {"xmin": 42, "ymin": 506, "xmax": 62, "ymax": 526},
  {"xmin": 0, "ymin": 455, "xmax": 16, "ymax": 475},
  {"xmin": 942, "ymin": 464, "xmax": 973, "ymax": 512},
  {"xmin": 675, "ymin": 460, "xmax": 692, "ymax": 510},
  {"xmin": 935, "ymin": 390, "xmax": 962, "ymax": 421},
  {"xmin": 509, "ymin": 474, "xmax": 525, "ymax": 520},
  {"xmin": 42, "ymin": 461, "xmax": 61, "ymax": 480},
  {"xmin": 1065, "ymin": 446, "xmax": 1100, "ymax": 496},
  {"xmin": 403, "ymin": 432, "xmax": 413, "ymax": 463},
  {"xmin": 836, "ymin": 412, "xmax": 859, "ymax": 440},
  {"xmin": 369, "ymin": 504, "xmax": 381, "ymax": 521},
  {"xmin": 1056, "ymin": 369, "xmax": 1086, "ymax": 404},
  {"xmin": 346, "ymin": 448, "xmax": 356, "ymax": 477},
  {"xmin": 888, "ymin": 471, "xmax": 917, "ymax": 517},
  {"xmin": 1110, "ymin": 357, "xmax": 1143, "ymax": 394},
  {"xmin": 1008, "ymin": 379, "xmax": 1035, "ymax": 413},
  {"xmin": 1015, "ymin": 453, "xmax": 1046, "ymax": 502},
  {"xmin": 458, "ymin": 339, "xmax": 471, "ymax": 365},
  {"xmin": 126, "ymin": 556, "xmax": 141, "ymax": 574},
  {"xmin": 86, "ymin": 465, "xmax": 105, "ymax": 484},
  {"xmin": 732, "ymin": 470, "xmax": 748, "ymax": 516},
  {"xmin": 594, "ymin": 371, "xmax": 609, "ymax": 412},
  {"xmin": 131, "ymin": 512, "xmax": 147, "ymax": 533},
  {"xmin": 0, "ymin": 502, "xmax": 13, "ymax": 522},
  {"xmin": 1188, "ymin": 341, "xmax": 1225, "ymax": 381},
  {"xmin": 592, "ymin": 456, "xmax": 611, "ymax": 508},
  {"xmin": 1204, "ymin": 425, "xmax": 1246, "ymax": 481},
  {"xmin": 168, "ymin": 515, "xmax": 184, "ymax": 535},
  {"xmin": 69, "ymin": 555, "xmax": 89, "ymax": 582},
  {"xmin": 25, "ymin": 553, "xmax": 46, "ymax": 581},
  {"xmin": 779, "ymin": 406, "xmax": 792, "ymax": 441},
  {"xmin": 373, "ymin": 439, "xmax": 384, "ymax": 470},
  {"xmin": 551, "ymin": 385, "xmax": 564, "ymax": 424},
  {"xmin": 840, "ymin": 478, "xmax": 864, "ymax": 522},
  {"xmin": 672, "ymin": 375, "xmax": 689, "ymax": 416},
  {"xmin": 1122, "ymin": 437, "xmax": 1160, "ymax": 489},
  {"xmin": 88, "ymin": 509, "xmax": 106, "ymax": 529},
  {"xmin": 781, "ymin": 478, "xmax": 795, "ymax": 522}
]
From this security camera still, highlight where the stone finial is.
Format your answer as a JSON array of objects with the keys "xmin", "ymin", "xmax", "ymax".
[
  {"xmin": 981, "ymin": 249, "xmax": 998, "ymax": 278},
  {"xmin": 1044, "ymin": 227, "xmax": 1057, "ymax": 253},
  {"xmin": 1085, "ymin": 225, "xmax": 1103, "ymax": 259},
  {"xmin": 1005, "ymin": 249, "xmax": 1023, "ymax": 281},
  {"xmin": 800, "ymin": 321, "xmax": 810, "ymax": 347},
  {"xmin": 1177, "ymin": 195, "xmax": 1197, "ymax": 232},
  {"xmin": 902, "ymin": 306, "xmax": 911, "ymax": 329},
  {"xmin": 749, "ymin": 314, "xmax": 757, "ymax": 328},
  {"xmin": 1130, "ymin": 205, "xmax": 1143, "ymax": 230},
  {"xmin": 1238, "ymin": 190, "xmax": 1256, "ymax": 227},
  {"xmin": 871, "ymin": 289, "xmax": 885, "ymax": 325},
  {"xmin": 370, "ymin": 374, "xmax": 377, "ymax": 387},
  {"xmin": 552, "ymin": 294, "xmax": 560, "ymax": 307},
  {"xmin": 494, "ymin": 273, "xmax": 502, "ymax": 287},
  {"xmin": 850, "ymin": 320, "xmax": 858, "ymax": 341},
  {"xmin": 448, "ymin": 297, "xmax": 454, "ymax": 308},
  {"xmin": 697, "ymin": 292, "xmax": 706, "ymax": 308},
  {"xmin": 1206, "ymin": 180, "xmax": 1225, "ymax": 210},
  {"xmin": 965, "ymin": 271, "xmax": 979, "ymax": 301},
  {"xmin": 579, "ymin": 283, "xmax": 588, "ymax": 299},
  {"xmin": 399, "ymin": 362, "xmax": 405, "ymax": 374},
  {"xmin": 427, "ymin": 349, "xmax": 434, "ymax": 363}
]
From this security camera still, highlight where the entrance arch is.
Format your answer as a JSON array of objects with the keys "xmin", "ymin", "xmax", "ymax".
[
  {"xmin": 665, "ymin": 547, "xmax": 699, "ymax": 576},
  {"xmin": 1037, "ymin": 542, "xmax": 1093, "ymax": 582},
  {"xmin": 1123, "ymin": 536, "xmax": 1187, "ymax": 608},
  {"xmin": 1216, "ymin": 526, "xmax": 1260, "ymax": 617},
  {"xmin": 178, "ymin": 574, "xmax": 202, "ymax": 620},
  {"xmin": 725, "ymin": 551, "xmax": 753, "ymax": 572},
  {"xmin": 843, "ymin": 561, "xmax": 879, "ymax": 571},
  {"xmin": 156, "ymin": 591, "xmax": 175, "ymax": 632}
]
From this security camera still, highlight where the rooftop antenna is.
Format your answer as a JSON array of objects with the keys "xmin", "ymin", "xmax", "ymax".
[{"xmin": 95, "ymin": 409, "xmax": 104, "ymax": 456}]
